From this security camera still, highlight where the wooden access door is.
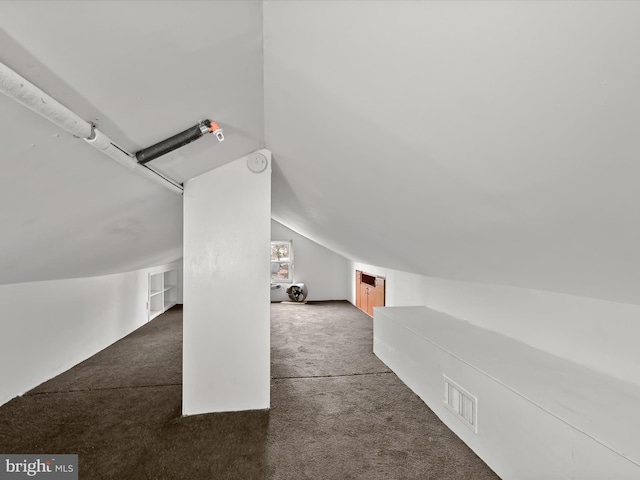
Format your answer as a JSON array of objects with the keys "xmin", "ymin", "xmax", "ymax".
[{"xmin": 355, "ymin": 270, "xmax": 385, "ymax": 316}]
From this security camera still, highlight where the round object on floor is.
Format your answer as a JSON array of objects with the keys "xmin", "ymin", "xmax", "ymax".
[{"xmin": 286, "ymin": 283, "xmax": 308, "ymax": 302}]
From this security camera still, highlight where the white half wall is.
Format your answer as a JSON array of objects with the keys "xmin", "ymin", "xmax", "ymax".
[
  {"xmin": 271, "ymin": 219, "xmax": 349, "ymax": 302},
  {"xmin": 0, "ymin": 260, "xmax": 181, "ymax": 407},
  {"xmin": 374, "ymin": 306, "xmax": 640, "ymax": 479},
  {"xmin": 183, "ymin": 150, "xmax": 271, "ymax": 415},
  {"xmin": 349, "ymin": 261, "xmax": 640, "ymax": 387},
  {"xmin": 420, "ymin": 277, "xmax": 640, "ymax": 388}
]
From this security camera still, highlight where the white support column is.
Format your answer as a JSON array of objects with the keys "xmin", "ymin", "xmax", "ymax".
[{"xmin": 182, "ymin": 150, "xmax": 271, "ymax": 415}]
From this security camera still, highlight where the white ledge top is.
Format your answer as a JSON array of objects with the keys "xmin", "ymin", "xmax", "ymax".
[{"xmin": 375, "ymin": 306, "xmax": 640, "ymax": 466}]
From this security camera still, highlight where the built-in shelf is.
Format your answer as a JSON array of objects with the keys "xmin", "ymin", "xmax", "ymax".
[{"xmin": 148, "ymin": 268, "xmax": 178, "ymax": 321}]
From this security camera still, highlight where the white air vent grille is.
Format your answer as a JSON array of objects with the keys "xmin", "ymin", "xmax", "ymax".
[{"xmin": 443, "ymin": 375, "xmax": 478, "ymax": 433}]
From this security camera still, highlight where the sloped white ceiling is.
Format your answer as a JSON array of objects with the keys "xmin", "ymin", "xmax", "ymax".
[
  {"xmin": 0, "ymin": 1, "xmax": 263, "ymax": 284},
  {"xmin": 4, "ymin": 0, "xmax": 640, "ymax": 305},
  {"xmin": 264, "ymin": 1, "xmax": 640, "ymax": 304}
]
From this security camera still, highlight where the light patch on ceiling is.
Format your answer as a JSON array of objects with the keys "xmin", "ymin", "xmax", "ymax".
[{"xmin": 106, "ymin": 218, "xmax": 147, "ymax": 239}]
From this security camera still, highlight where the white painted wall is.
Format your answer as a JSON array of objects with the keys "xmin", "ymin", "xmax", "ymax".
[
  {"xmin": 349, "ymin": 261, "xmax": 640, "ymax": 387},
  {"xmin": 183, "ymin": 150, "xmax": 271, "ymax": 415},
  {"xmin": 271, "ymin": 219, "xmax": 349, "ymax": 302},
  {"xmin": 0, "ymin": 260, "xmax": 181, "ymax": 407}
]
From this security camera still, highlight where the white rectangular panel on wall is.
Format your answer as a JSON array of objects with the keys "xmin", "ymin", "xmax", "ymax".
[
  {"xmin": 183, "ymin": 150, "xmax": 271, "ymax": 415},
  {"xmin": 444, "ymin": 375, "xmax": 478, "ymax": 434}
]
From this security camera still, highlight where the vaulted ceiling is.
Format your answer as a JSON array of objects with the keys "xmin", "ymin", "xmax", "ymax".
[
  {"xmin": 0, "ymin": 1, "xmax": 263, "ymax": 283},
  {"xmin": 2, "ymin": 1, "xmax": 640, "ymax": 305},
  {"xmin": 265, "ymin": 1, "xmax": 640, "ymax": 304}
]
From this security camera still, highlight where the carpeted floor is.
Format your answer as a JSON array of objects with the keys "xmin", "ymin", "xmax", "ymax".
[{"xmin": 0, "ymin": 301, "xmax": 500, "ymax": 479}]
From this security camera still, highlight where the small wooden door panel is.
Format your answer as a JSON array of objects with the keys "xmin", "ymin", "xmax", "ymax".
[{"xmin": 355, "ymin": 270, "xmax": 385, "ymax": 317}]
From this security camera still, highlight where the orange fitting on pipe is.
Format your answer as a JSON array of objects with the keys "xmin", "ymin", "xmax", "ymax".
[{"xmin": 208, "ymin": 121, "xmax": 224, "ymax": 142}]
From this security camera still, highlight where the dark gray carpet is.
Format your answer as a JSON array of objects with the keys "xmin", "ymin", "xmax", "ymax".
[
  {"xmin": 0, "ymin": 301, "xmax": 499, "ymax": 479},
  {"xmin": 271, "ymin": 301, "xmax": 391, "ymax": 379}
]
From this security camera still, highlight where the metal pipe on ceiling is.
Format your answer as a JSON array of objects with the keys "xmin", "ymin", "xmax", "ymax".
[
  {"xmin": 0, "ymin": 61, "xmax": 184, "ymax": 195},
  {"xmin": 136, "ymin": 119, "xmax": 224, "ymax": 165},
  {"xmin": 0, "ymin": 61, "xmax": 92, "ymax": 139},
  {"xmin": 85, "ymin": 128, "xmax": 184, "ymax": 194}
]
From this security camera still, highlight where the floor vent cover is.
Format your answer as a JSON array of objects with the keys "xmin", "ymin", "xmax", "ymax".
[{"xmin": 443, "ymin": 375, "xmax": 478, "ymax": 434}]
